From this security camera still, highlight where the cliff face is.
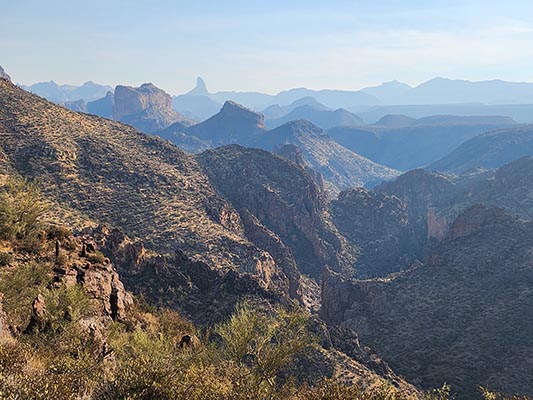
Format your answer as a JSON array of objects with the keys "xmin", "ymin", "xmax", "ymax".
[
  {"xmin": 321, "ymin": 205, "xmax": 533, "ymax": 397},
  {"xmin": 197, "ymin": 145, "xmax": 354, "ymax": 279},
  {"xmin": 113, "ymin": 83, "xmax": 193, "ymax": 132},
  {"xmin": 330, "ymin": 188, "xmax": 418, "ymax": 277}
]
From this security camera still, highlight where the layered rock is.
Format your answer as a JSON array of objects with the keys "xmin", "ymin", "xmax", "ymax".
[{"xmin": 113, "ymin": 83, "xmax": 193, "ymax": 132}]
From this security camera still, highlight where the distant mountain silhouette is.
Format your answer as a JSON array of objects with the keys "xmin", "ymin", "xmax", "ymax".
[
  {"xmin": 327, "ymin": 116, "xmax": 516, "ymax": 170},
  {"xmin": 266, "ymin": 105, "xmax": 364, "ymax": 129},
  {"xmin": 87, "ymin": 91, "xmax": 114, "ymax": 119},
  {"xmin": 392, "ymin": 77, "xmax": 533, "ymax": 105},
  {"xmin": 373, "ymin": 114, "xmax": 416, "ymax": 128},
  {"xmin": 361, "ymin": 80, "xmax": 412, "ymax": 103},
  {"xmin": 20, "ymin": 80, "xmax": 113, "ymax": 103},
  {"xmin": 262, "ymin": 96, "xmax": 330, "ymax": 120},
  {"xmin": 353, "ymin": 103, "xmax": 533, "ymax": 124},
  {"xmin": 429, "ymin": 125, "xmax": 533, "ymax": 174},
  {"xmin": 172, "ymin": 77, "xmax": 222, "ymax": 120}
]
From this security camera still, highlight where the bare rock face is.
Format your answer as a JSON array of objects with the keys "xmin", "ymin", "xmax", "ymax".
[
  {"xmin": 197, "ymin": 145, "xmax": 353, "ymax": 279},
  {"xmin": 330, "ymin": 188, "xmax": 418, "ymax": 278},
  {"xmin": 0, "ymin": 66, "xmax": 10, "ymax": 82},
  {"xmin": 113, "ymin": 83, "xmax": 192, "ymax": 132},
  {"xmin": 51, "ymin": 234, "xmax": 134, "ymax": 321}
]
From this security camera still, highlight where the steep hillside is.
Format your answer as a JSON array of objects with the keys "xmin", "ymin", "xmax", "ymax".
[
  {"xmin": 429, "ymin": 125, "xmax": 533, "ymax": 174},
  {"xmin": 330, "ymin": 188, "xmax": 419, "ymax": 278},
  {"xmin": 197, "ymin": 145, "xmax": 355, "ymax": 279},
  {"xmin": 321, "ymin": 205, "xmax": 533, "ymax": 398},
  {"xmin": 0, "ymin": 79, "xmax": 287, "ymax": 291},
  {"xmin": 258, "ymin": 120, "xmax": 399, "ymax": 192}
]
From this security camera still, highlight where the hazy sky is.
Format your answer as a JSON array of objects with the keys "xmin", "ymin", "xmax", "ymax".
[{"xmin": 3, "ymin": 0, "xmax": 533, "ymax": 94}]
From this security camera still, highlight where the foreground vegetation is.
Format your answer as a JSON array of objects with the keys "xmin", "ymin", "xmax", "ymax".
[{"xmin": 0, "ymin": 179, "xmax": 529, "ymax": 399}]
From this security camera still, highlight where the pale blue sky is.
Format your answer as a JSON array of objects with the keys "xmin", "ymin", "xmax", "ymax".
[{"xmin": 3, "ymin": 0, "xmax": 533, "ymax": 94}]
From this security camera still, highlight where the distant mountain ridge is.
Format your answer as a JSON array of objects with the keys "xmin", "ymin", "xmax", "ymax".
[
  {"xmin": 20, "ymin": 80, "xmax": 113, "ymax": 103},
  {"xmin": 156, "ymin": 101, "xmax": 399, "ymax": 192}
]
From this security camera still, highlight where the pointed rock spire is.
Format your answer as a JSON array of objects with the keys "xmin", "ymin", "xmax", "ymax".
[{"xmin": 188, "ymin": 77, "xmax": 209, "ymax": 96}]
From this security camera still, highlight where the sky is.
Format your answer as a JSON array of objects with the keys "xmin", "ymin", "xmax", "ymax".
[{"xmin": 3, "ymin": 0, "xmax": 533, "ymax": 95}]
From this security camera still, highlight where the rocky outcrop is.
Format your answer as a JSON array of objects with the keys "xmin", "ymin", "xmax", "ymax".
[
  {"xmin": 113, "ymin": 83, "xmax": 192, "ymax": 132},
  {"xmin": 321, "ymin": 206, "xmax": 533, "ymax": 397},
  {"xmin": 376, "ymin": 169, "xmax": 456, "ymax": 242},
  {"xmin": 50, "ymin": 234, "xmax": 134, "ymax": 321},
  {"xmin": 330, "ymin": 188, "xmax": 418, "ymax": 277},
  {"xmin": 197, "ymin": 145, "xmax": 353, "ymax": 279},
  {"xmin": 0, "ymin": 66, "xmax": 11, "ymax": 82}
]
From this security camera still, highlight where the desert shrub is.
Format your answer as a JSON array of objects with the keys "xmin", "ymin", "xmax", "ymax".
[
  {"xmin": 214, "ymin": 301, "xmax": 312, "ymax": 399},
  {"xmin": 0, "ymin": 252, "xmax": 13, "ymax": 267},
  {"xmin": 480, "ymin": 387, "xmax": 530, "ymax": 400},
  {"xmin": 87, "ymin": 251, "xmax": 106, "ymax": 264},
  {"xmin": 46, "ymin": 225, "xmax": 72, "ymax": 241},
  {"xmin": 0, "ymin": 261, "xmax": 50, "ymax": 330},
  {"xmin": 0, "ymin": 178, "xmax": 48, "ymax": 243}
]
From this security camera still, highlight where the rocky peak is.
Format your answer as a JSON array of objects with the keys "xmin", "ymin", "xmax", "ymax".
[
  {"xmin": 113, "ymin": 82, "xmax": 173, "ymax": 120},
  {"xmin": 112, "ymin": 82, "xmax": 192, "ymax": 132},
  {"xmin": 187, "ymin": 76, "xmax": 209, "ymax": 96},
  {"xmin": 219, "ymin": 100, "xmax": 264, "ymax": 125},
  {"xmin": 0, "ymin": 66, "xmax": 11, "ymax": 82}
]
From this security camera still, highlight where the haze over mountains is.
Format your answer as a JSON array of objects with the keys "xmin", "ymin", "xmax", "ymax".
[{"xmin": 4, "ymin": 63, "xmax": 533, "ymax": 398}]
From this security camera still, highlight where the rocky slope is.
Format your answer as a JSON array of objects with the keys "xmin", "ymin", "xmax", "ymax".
[
  {"xmin": 113, "ymin": 83, "xmax": 194, "ymax": 132},
  {"xmin": 257, "ymin": 120, "xmax": 399, "ymax": 192},
  {"xmin": 197, "ymin": 145, "xmax": 355, "ymax": 280},
  {"xmin": 321, "ymin": 205, "xmax": 533, "ymax": 398},
  {"xmin": 330, "ymin": 188, "xmax": 418, "ymax": 278},
  {"xmin": 0, "ymin": 78, "xmax": 290, "ymax": 297}
]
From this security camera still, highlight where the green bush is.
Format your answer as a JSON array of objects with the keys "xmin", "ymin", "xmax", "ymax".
[{"xmin": 0, "ymin": 177, "xmax": 48, "ymax": 243}]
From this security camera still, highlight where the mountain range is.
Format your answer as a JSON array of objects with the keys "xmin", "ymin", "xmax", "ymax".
[{"xmin": 5, "ymin": 65, "xmax": 533, "ymax": 397}]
